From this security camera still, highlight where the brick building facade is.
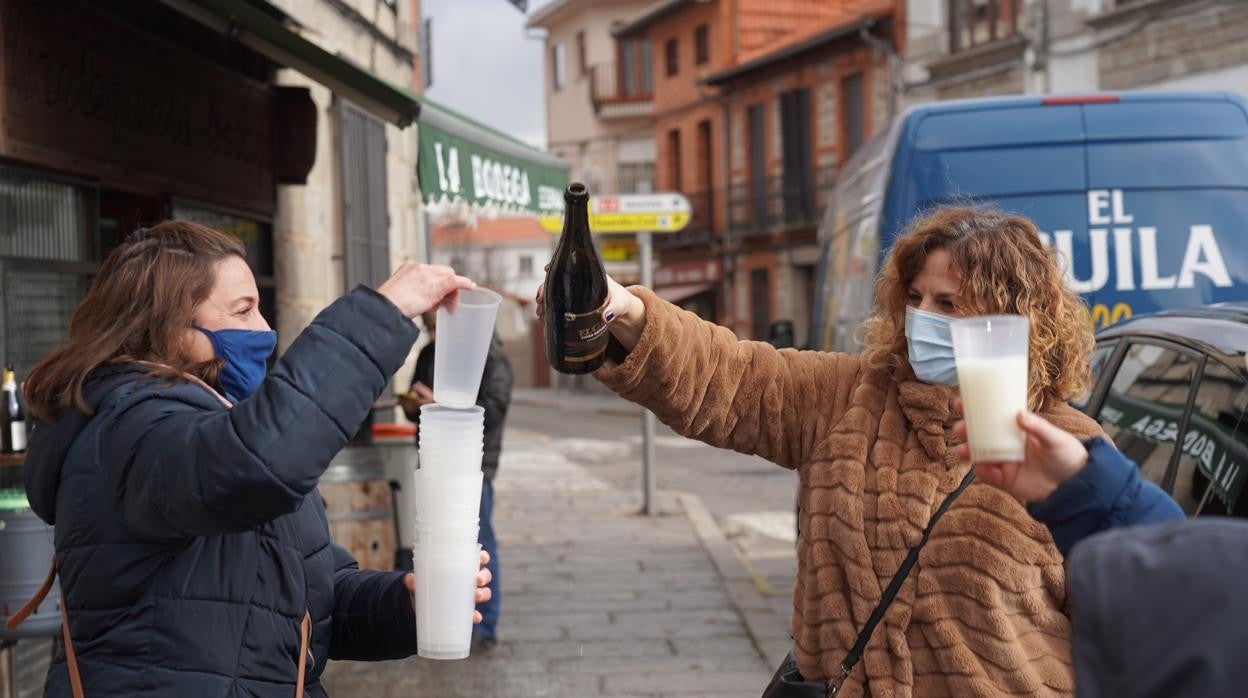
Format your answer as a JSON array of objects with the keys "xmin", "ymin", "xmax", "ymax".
[{"xmin": 615, "ymin": 0, "xmax": 900, "ymax": 338}]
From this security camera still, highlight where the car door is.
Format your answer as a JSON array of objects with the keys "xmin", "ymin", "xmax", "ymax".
[
  {"xmin": 1090, "ymin": 339, "xmax": 1202, "ymax": 489},
  {"xmin": 1166, "ymin": 356, "xmax": 1248, "ymax": 518}
]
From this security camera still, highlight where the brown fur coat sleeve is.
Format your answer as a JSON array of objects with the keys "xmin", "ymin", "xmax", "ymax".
[{"xmin": 594, "ymin": 287, "xmax": 861, "ymax": 470}]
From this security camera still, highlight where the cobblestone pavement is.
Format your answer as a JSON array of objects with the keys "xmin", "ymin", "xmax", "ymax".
[{"xmin": 322, "ymin": 399, "xmax": 793, "ymax": 697}]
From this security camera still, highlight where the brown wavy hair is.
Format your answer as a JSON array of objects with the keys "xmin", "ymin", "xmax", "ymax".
[
  {"xmin": 24, "ymin": 221, "xmax": 245, "ymax": 422},
  {"xmin": 861, "ymin": 206, "xmax": 1093, "ymax": 411}
]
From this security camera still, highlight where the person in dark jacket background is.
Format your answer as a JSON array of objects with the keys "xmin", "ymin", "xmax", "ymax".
[
  {"xmin": 400, "ymin": 309, "xmax": 512, "ymax": 649},
  {"xmin": 16, "ymin": 221, "xmax": 490, "ymax": 697}
]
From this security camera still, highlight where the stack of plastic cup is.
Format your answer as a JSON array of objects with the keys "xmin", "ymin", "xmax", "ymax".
[{"xmin": 413, "ymin": 287, "xmax": 500, "ymax": 661}]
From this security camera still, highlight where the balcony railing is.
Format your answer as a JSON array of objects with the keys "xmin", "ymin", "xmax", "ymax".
[
  {"xmin": 655, "ymin": 189, "xmax": 715, "ymax": 250},
  {"xmin": 728, "ymin": 165, "xmax": 837, "ymax": 237},
  {"xmin": 590, "ymin": 63, "xmax": 653, "ymax": 119}
]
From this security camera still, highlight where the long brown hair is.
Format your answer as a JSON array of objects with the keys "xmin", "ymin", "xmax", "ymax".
[
  {"xmin": 24, "ymin": 221, "xmax": 246, "ymax": 421},
  {"xmin": 861, "ymin": 206, "xmax": 1093, "ymax": 411}
]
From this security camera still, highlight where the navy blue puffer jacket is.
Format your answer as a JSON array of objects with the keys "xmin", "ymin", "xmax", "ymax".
[{"xmin": 24, "ymin": 287, "xmax": 420, "ymax": 697}]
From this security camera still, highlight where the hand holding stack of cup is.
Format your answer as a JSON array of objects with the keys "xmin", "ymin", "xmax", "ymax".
[{"xmin": 414, "ymin": 288, "xmax": 501, "ymax": 661}]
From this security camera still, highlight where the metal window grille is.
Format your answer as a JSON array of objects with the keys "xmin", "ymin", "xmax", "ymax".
[{"xmin": 339, "ymin": 103, "xmax": 392, "ymax": 290}]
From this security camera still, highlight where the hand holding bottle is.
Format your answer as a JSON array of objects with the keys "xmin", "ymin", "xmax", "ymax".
[
  {"xmin": 535, "ymin": 268, "xmax": 645, "ymax": 354},
  {"xmin": 953, "ymin": 407, "xmax": 1089, "ymax": 503}
]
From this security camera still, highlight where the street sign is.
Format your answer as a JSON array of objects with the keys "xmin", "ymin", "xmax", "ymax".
[{"xmin": 539, "ymin": 193, "xmax": 692, "ymax": 234}]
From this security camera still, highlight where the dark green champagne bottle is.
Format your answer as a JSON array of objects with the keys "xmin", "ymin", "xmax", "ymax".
[{"xmin": 544, "ymin": 183, "xmax": 609, "ymax": 374}]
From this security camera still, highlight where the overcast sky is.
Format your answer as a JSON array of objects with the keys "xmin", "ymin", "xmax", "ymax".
[{"xmin": 422, "ymin": 0, "xmax": 556, "ymax": 148}]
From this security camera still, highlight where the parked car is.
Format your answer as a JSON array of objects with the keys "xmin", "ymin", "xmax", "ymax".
[{"xmin": 1078, "ymin": 304, "xmax": 1248, "ymax": 518}]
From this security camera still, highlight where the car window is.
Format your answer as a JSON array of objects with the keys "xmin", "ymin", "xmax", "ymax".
[
  {"xmin": 1095, "ymin": 342, "xmax": 1199, "ymax": 487},
  {"xmin": 1169, "ymin": 359, "xmax": 1248, "ymax": 517},
  {"xmin": 1074, "ymin": 341, "xmax": 1117, "ymax": 412}
]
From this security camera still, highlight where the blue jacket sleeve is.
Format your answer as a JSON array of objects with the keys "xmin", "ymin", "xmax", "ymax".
[
  {"xmin": 328, "ymin": 544, "xmax": 418, "ymax": 661},
  {"xmin": 1029, "ymin": 437, "xmax": 1185, "ymax": 556},
  {"xmin": 103, "ymin": 287, "xmax": 419, "ymax": 539}
]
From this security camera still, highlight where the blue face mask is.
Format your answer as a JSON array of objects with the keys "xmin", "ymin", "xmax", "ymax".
[
  {"xmin": 905, "ymin": 306, "xmax": 958, "ymax": 386},
  {"xmin": 194, "ymin": 326, "xmax": 277, "ymax": 401}
]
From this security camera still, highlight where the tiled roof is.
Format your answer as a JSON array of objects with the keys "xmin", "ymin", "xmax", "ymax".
[{"xmin": 431, "ymin": 217, "xmax": 552, "ymax": 247}]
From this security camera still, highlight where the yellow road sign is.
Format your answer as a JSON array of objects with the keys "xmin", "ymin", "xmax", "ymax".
[{"xmin": 540, "ymin": 193, "xmax": 692, "ymax": 234}]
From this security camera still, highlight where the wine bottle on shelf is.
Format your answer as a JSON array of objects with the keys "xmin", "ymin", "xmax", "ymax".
[
  {"xmin": 543, "ymin": 182, "xmax": 610, "ymax": 374},
  {"xmin": 2, "ymin": 364, "xmax": 26, "ymax": 454}
]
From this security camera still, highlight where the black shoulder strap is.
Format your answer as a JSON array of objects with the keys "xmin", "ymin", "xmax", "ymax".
[{"xmin": 828, "ymin": 468, "xmax": 976, "ymax": 696}]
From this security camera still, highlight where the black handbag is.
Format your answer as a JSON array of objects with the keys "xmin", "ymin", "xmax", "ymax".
[{"xmin": 762, "ymin": 469, "xmax": 975, "ymax": 698}]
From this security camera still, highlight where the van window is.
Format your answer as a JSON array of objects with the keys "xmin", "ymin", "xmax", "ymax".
[
  {"xmin": 1095, "ymin": 342, "xmax": 1199, "ymax": 486},
  {"xmin": 1169, "ymin": 359, "xmax": 1248, "ymax": 517}
]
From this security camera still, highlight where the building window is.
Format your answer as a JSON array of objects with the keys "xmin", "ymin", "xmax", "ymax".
[
  {"xmin": 840, "ymin": 73, "xmax": 865, "ymax": 161},
  {"xmin": 667, "ymin": 129, "xmax": 682, "ymax": 190},
  {"xmin": 780, "ymin": 88, "xmax": 813, "ymax": 224},
  {"xmin": 620, "ymin": 40, "xmax": 637, "ymax": 95},
  {"xmin": 695, "ymin": 24, "xmax": 709, "ymax": 65},
  {"xmin": 552, "ymin": 42, "xmax": 566, "ymax": 90},
  {"xmin": 665, "ymin": 38, "xmax": 678, "ymax": 77},
  {"xmin": 639, "ymin": 39, "xmax": 654, "ymax": 93},
  {"xmin": 576, "ymin": 31, "xmax": 587, "ymax": 77},
  {"xmin": 339, "ymin": 103, "xmax": 391, "ymax": 294},
  {"xmin": 519, "ymin": 255, "xmax": 534, "ymax": 275},
  {"xmin": 750, "ymin": 268, "xmax": 770, "ymax": 340},
  {"xmin": 747, "ymin": 103, "xmax": 766, "ymax": 230},
  {"xmin": 618, "ymin": 161, "xmax": 655, "ymax": 194},
  {"xmin": 949, "ymin": 0, "xmax": 1021, "ymax": 53}
]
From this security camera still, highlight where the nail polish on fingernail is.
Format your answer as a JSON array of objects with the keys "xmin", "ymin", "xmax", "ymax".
[{"xmin": 604, "ymin": 309, "xmax": 616, "ymax": 322}]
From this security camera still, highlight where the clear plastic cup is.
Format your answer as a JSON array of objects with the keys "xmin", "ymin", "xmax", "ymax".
[
  {"xmin": 432, "ymin": 290, "xmax": 501, "ymax": 409},
  {"xmin": 413, "ymin": 471, "xmax": 484, "ymax": 524},
  {"xmin": 418, "ymin": 448, "xmax": 483, "ymax": 477},
  {"xmin": 950, "ymin": 315, "xmax": 1030, "ymax": 462},
  {"xmin": 421, "ymin": 404, "xmax": 485, "ymax": 421},
  {"xmin": 414, "ymin": 543, "xmax": 483, "ymax": 661},
  {"xmin": 414, "ymin": 524, "xmax": 481, "ymax": 548}
]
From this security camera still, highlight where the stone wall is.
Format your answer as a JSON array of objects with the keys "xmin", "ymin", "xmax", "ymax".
[{"xmin": 1099, "ymin": 1, "xmax": 1248, "ymax": 89}]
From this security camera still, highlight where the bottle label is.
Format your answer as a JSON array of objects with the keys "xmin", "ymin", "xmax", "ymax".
[
  {"xmin": 560, "ymin": 299, "xmax": 611, "ymax": 363},
  {"xmin": 10, "ymin": 421, "xmax": 25, "ymax": 451}
]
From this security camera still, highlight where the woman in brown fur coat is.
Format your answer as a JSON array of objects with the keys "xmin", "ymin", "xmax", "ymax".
[{"xmin": 540, "ymin": 206, "xmax": 1104, "ymax": 697}]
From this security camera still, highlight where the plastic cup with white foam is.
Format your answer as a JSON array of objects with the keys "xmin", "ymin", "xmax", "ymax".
[{"xmin": 950, "ymin": 314, "xmax": 1030, "ymax": 462}]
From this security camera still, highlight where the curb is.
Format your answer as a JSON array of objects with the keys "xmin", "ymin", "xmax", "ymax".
[{"xmin": 674, "ymin": 491, "xmax": 793, "ymax": 669}]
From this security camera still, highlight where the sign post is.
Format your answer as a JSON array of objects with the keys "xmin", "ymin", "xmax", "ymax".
[
  {"xmin": 544, "ymin": 194, "xmax": 690, "ymax": 516},
  {"xmin": 636, "ymin": 231, "xmax": 659, "ymax": 515}
]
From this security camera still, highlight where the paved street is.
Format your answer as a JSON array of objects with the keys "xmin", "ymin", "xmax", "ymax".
[{"xmin": 322, "ymin": 388, "xmax": 799, "ymax": 697}]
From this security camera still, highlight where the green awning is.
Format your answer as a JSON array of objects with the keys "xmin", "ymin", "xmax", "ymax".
[
  {"xmin": 158, "ymin": 0, "xmax": 422, "ymax": 127},
  {"xmin": 417, "ymin": 98, "xmax": 569, "ymax": 220}
]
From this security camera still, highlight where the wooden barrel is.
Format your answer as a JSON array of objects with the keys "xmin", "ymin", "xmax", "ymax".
[{"xmin": 319, "ymin": 448, "xmax": 396, "ymax": 571}]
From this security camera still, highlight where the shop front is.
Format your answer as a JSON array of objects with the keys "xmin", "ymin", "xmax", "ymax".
[
  {"xmin": 654, "ymin": 258, "xmax": 722, "ymax": 323},
  {"xmin": 0, "ymin": 0, "xmax": 421, "ymax": 690}
]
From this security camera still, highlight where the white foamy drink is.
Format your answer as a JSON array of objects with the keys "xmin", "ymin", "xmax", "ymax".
[{"xmin": 957, "ymin": 355, "xmax": 1028, "ymax": 462}]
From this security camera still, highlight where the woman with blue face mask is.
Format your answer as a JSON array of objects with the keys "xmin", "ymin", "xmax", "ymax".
[
  {"xmin": 16, "ymin": 221, "xmax": 489, "ymax": 697},
  {"xmin": 538, "ymin": 206, "xmax": 1108, "ymax": 697}
]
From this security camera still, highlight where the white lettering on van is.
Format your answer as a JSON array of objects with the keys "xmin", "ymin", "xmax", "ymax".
[
  {"xmin": 1179, "ymin": 224, "xmax": 1232, "ymax": 288},
  {"xmin": 1057, "ymin": 229, "xmax": 1109, "ymax": 294},
  {"xmin": 1088, "ymin": 191, "xmax": 1112, "ymax": 225},
  {"xmin": 1113, "ymin": 228, "xmax": 1135, "ymax": 291},
  {"xmin": 1138, "ymin": 227, "xmax": 1177, "ymax": 290},
  {"xmin": 1112, "ymin": 190, "xmax": 1133, "ymax": 224},
  {"xmin": 1041, "ymin": 190, "xmax": 1232, "ymax": 294}
]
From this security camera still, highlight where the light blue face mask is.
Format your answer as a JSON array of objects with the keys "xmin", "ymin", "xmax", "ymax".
[{"xmin": 905, "ymin": 306, "xmax": 958, "ymax": 386}]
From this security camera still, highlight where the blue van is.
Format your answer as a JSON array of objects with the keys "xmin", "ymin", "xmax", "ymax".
[{"xmin": 811, "ymin": 91, "xmax": 1248, "ymax": 352}]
